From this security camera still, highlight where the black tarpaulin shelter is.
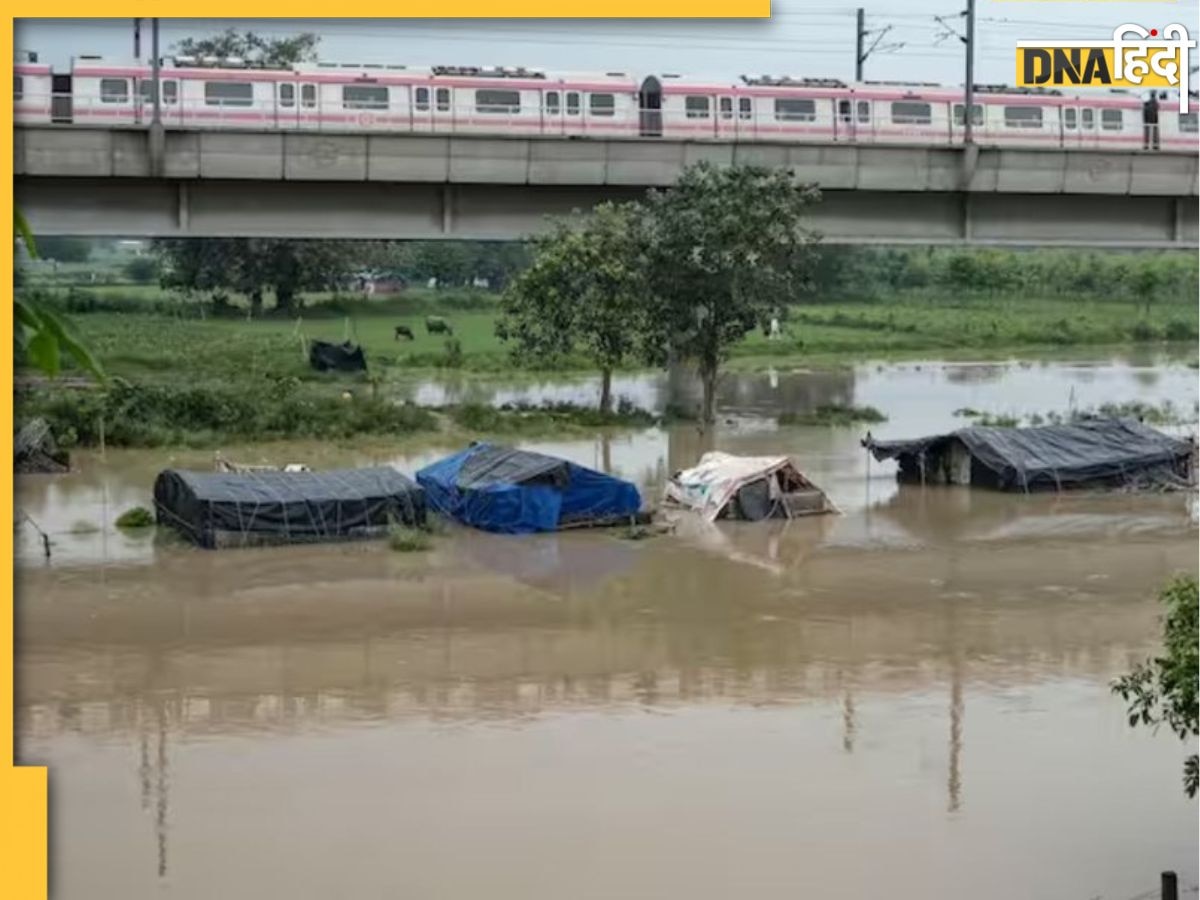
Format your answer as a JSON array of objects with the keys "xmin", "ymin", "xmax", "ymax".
[
  {"xmin": 154, "ymin": 466, "xmax": 425, "ymax": 548},
  {"xmin": 864, "ymin": 418, "xmax": 1195, "ymax": 492},
  {"xmin": 309, "ymin": 340, "xmax": 366, "ymax": 372}
]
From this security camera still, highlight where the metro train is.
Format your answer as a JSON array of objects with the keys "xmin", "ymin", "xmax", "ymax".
[{"xmin": 13, "ymin": 52, "xmax": 1199, "ymax": 151}]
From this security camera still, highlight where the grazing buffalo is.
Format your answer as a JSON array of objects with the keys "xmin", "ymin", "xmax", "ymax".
[
  {"xmin": 394, "ymin": 324, "xmax": 415, "ymax": 341},
  {"xmin": 426, "ymin": 316, "xmax": 453, "ymax": 335}
]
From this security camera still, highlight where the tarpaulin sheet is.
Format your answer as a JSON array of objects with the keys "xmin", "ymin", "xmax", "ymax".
[
  {"xmin": 416, "ymin": 443, "xmax": 641, "ymax": 534},
  {"xmin": 865, "ymin": 418, "xmax": 1194, "ymax": 490},
  {"xmin": 664, "ymin": 452, "xmax": 835, "ymax": 522},
  {"xmin": 154, "ymin": 466, "xmax": 425, "ymax": 548}
]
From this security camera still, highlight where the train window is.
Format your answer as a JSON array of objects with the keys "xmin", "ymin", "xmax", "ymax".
[
  {"xmin": 857, "ymin": 100, "xmax": 870, "ymax": 123},
  {"xmin": 343, "ymin": 85, "xmax": 389, "ymax": 110},
  {"xmin": 837, "ymin": 99, "xmax": 850, "ymax": 123},
  {"xmin": 774, "ymin": 98, "xmax": 816, "ymax": 122},
  {"xmin": 685, "ymin": 96, "xmax": 710, "ymax": 119},
  {"xmin": 1100, "ymin": 109, "xmax": 1123, "ymax": 131},
  {"xmin": 436, "ymin": 88, "xmax": 450, "ymax": 112},
  {"xmin": 952, "ymin": 103, "xmax": 983, "ymax": 126},
  {"xmin": 890, "ymin": 101, "xmax": 931, "ymax": 125},
  {"xmin": 590, "ymin": 93, "xmax": 615, "ymax": 117},
  {"xmin": 1081, "ymin": 108, "xmax": 1095, "ymax": 130},
  {"xmin": 301, "ymin": 84, "xmax": 316, "ymax": 109},
  {"xmin": 719, "ymin": 97, "xmax": 733, "ymax": 120},
  {"xmin": 477, "ymin": 89, "xmax": 521, "ymax": 114},
  {"xmin": 545, "ymin": 91, "xmax": 560, "ymax": 115},
  {"xmin": 1180, "ymin": 113, "xmax": 1199, "ymax": 133},
  {"xmin": 140, "ymin": 80, "xmax": 154, "ymax": 103},
  {"xmin": 1064, "ymin": 108, "xmax": 1077, "ymax": 130},
  {"xmin": 164, "ymin": 80, "xmax": 178, "ymax": 105},
  {"xmin": 279, "ymin": 83, "xmax": 295, "ymax": 108},
  {"xmin": 415, "ymin": 87, "xmax": 430, "ymax": 112},
  {"xmin": 566, "ymin": 92, "xmax": 580, "ymax": 115},
  {"xmin": 13, "ymin": 75, "xmax": 21, "ymax": 101},
  {"xmin": 205, "ymin": 82, "xmax": 253, "ymax": 107},
  {"xmin": 738, "ymin": 97, "xmax": 752, "ymax": 120},
  {"xmin": 1004, "ymin": 106, "xmax": 1043, "ymax": 128},
  {"xmin": 100, "ymin": 78, "xmax": 129, "ymax": 104}
]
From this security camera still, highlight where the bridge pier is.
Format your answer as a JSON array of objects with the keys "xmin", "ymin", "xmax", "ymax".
[
  {"xmin": 176, "ymin": 182, "xmax": 189, "ymax": 231},
  {"xmin": 441, "ymin": 185, "xmax": 456, "ymax": 236}
]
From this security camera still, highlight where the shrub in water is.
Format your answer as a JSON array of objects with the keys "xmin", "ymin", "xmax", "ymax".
[
  {"xmin": 388, "ymin": 525, "xmax": 431, "ymax": 552},
  {"xmin": 115, "ymin": 506, "xmax": 155, "ymax": 529}
]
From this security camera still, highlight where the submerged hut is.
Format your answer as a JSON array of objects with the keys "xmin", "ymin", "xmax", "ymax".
[
  {"xmin": 863, "ymin": 418, "xmax": 1196, "ymax": 492},
  {"xmin": 416, "ymin": 443, "xmax": 642, "ymax": 534},
  {"xmin": 663, "ymin": 452, "xmax": 838, "ymax": 521},
  {"xmin": 154, "ymin": 466, "xmax": 425, "ymax": 548}
]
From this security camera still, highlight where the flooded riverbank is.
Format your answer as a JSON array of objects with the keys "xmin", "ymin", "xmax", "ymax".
[{"xmin": 15, "ymin": 352, "xmax": 1199, "ymax": 899}]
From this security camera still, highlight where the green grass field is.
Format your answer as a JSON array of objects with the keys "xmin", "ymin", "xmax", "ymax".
[{"xmin": 55, "ymin": 288, "xmax": 1198, "ymax": 386}]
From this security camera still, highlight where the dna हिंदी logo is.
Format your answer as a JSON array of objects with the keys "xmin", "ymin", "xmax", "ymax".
[{"xmin": 1016, "ymin": 24, "xmax": 1195, "ymax": 112}]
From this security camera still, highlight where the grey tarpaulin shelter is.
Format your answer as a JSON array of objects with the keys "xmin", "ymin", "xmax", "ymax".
[
  {"xmin": 863, "ymin": 418, "xmax": 1196, "ymax": 492},
  {"xmin": 154, "ymin": 466, "xmax": 425, "ymax": 548}
]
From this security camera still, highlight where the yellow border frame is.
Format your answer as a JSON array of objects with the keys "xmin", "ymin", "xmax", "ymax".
[{"xmin": 1, "ymin": 11, "xmax": 767, "ymax": 899}]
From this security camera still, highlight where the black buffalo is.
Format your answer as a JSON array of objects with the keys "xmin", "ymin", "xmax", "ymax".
[
  {"xmin": 394, "ymin": 325, "xmax": 415, "ymax": 341},
  {"xmin": 425, "ymin": 316, "xmax": 453, "ymax": 335}
]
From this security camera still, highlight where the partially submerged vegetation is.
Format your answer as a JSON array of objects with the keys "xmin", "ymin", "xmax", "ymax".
[
  {"xmin": 778, "ymin": 404, "xmax": 887, "ymax": 427},
  {"xmin": 115, "ymin": 506, "xmax": 155, "ymax": 529},
  {"xmin": 954, "ymin": 400, "xmax": 1198, "ymax": 429},
  {"xmin": 388, "ymin": 525, "xmax": 432, "ymax": 553}
]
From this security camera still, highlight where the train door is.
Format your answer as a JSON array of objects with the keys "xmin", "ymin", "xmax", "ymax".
[
  {"xmin": 542, "ymin": 88, "xmax": 563, "ymax": 136},
  {"xmin": 433, "ymin": 86, "xmax": 453, "ymax": 133},
  {"xmin": 837, "ymin": 98, "xmax": 853, "ymax": 142},
  {"xmin": 1060, "ymin": 104, "xmax": 1082, "ymax": 148},
  {"xmin": 1077, "ymin": 106, "xmax": 1099, "ymax": 148},
  {"xmin": 412, "ymin": 85, "xmax": 434, "ymax": 132},
  {"xmin": 639, "ymin": 76, "xmax": 662, "ymax": 137},
  {"xmin": 51, "ymin": 73, "xmax": 72, "ymax": 123},
  {"xmin": 295, "ymin": 82, "xmax": 318, "ymax": 130},
  {"xmin": 137, "ymin": 77, "xmax": 181, "ymax": 126},
  {"xmin": 715, "ymin": 95, "xmax": 738, "ymax": 139},
  {"xmin": 275, "ymin": 82, "xmax": 298, "ymax": 129},
  {"xmin": 949, "ymin": 101, "xmax": 983, "ymax": 146}
]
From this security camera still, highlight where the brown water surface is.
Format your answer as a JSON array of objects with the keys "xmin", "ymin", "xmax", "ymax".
[{"xmin": 15, "ymin": 355, "xmax": 1200, "ymax": 899}]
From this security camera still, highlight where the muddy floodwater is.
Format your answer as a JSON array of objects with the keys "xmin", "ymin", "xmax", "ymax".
[{"xmin": 15, "ymin": 354, "xmax": 1200, "ymax": 899}]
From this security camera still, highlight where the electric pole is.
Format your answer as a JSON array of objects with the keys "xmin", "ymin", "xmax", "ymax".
[
  {"xmin": 133, "ymin": 18, "xmax": 141, "ymax": 60},
  {"xmin": 855, "ymin": 8, "xmax": 865, "ymax": 82},
  {"xmin": 150, "ymin": 18, "xmax": 163, "ymax": 176},
  {"xmin": 855, "ymin": 9, "xmax": 903, "ymax": 82},
  {"xmin": 964, "ymin": 0, "xmax": 976, "ymax": 145}
]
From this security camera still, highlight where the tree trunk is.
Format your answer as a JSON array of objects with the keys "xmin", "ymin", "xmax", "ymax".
[
  {"xmin": 599, "ymin": 368, "xmax": 613, "ymax": 414},
  {"xmin": 249, "ymin": 290, "xmax": 263, "ymax": 318},
  {"xmin": 700, "ymin": 365, "xmax": 718, "ymax": 425}
]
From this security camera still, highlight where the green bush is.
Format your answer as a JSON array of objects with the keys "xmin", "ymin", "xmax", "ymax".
[
  {"xmin": 778, "ymin": 404, "xmax": 887, "ymax": 426},
  {"xmin": 388, "ymin": 525, "xmax": 431, "ymax": 552},
  {"xmin": 115, "ymin": 506, "xmax": 155, "ymax": 528}
]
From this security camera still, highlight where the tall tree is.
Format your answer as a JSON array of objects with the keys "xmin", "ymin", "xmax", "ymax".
[
  {"xmin": 1113, "ymin": 575, "xmax": 1199, "ymax": 798},
  {"xmin": 35, "ymin": 236, "xmax": 91, "ymax": 263},
  {"xmin": 173, "ymin": 30, "xmax": 319, "ymax": 67},
  {"xmin": 497, "ymin": 203, "xmax": 648, "ymax": 412},
  {"xmin": 642, "ymin": 162, "xmax": 821, "ymax": 424},
  {"xmin": 153, "ymin": 239, "xmax": 363, "ymax": 315}
]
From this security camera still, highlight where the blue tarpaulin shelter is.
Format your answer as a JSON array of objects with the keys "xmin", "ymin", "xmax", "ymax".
[{"xmin": 416, "ymin": 443, "xmax": 642, "ymax": 534}]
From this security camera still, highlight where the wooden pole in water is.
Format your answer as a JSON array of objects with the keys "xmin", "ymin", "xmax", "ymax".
[
  {"xmin": 1161, "ymin": 871, "xmax": 1178, "ymax": 900},
  {"xmin": 98, "ymin": 414, "xmax": 106, "ymax": 460}
]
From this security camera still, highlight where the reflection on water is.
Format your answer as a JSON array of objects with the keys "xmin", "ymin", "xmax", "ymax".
[{"xmin": 15, "ymin": 352, "xmax": 1200, "ymax": 900}]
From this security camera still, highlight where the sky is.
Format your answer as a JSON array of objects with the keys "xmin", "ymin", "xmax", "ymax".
[{"xmin": 16, "ymin": 3, "xmax": 1200, "ymax": 87}]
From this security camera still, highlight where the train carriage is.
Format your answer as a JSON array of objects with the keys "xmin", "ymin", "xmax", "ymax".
[
  {"xmin": 13, "ymin": 51, "xmax": 1193, "ymax": 154},
  {"xmin": 13, "ymin": 54, "xmax": 52, "ymax": 125}
]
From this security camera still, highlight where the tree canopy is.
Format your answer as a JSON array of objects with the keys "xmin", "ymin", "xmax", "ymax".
[
  {"xmin": 641, "ymin": 162, "xmax": 821, "ymax": 422},
  {"xmin": 497, "ymin": 203, "xmax": 649, "ymax": 412},
  {"xmin": 1113, "ymin": 575, "xmax": 1199, "ymax": 797},
  {"xmin": 173, "ymin": 30, "xmax": 319, "ymax": 67}
]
